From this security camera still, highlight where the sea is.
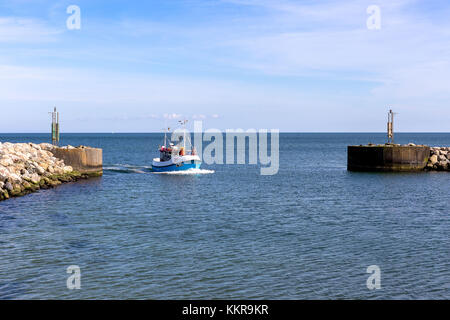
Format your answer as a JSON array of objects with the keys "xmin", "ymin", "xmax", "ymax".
[{"xmin": 0, "ymin": 133, "xmax": 449, "ymax": 299}]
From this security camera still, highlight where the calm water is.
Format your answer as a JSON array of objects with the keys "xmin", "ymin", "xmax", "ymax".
[{"xmin": 0, "ymin": 133, "xmax": 449, "ymax": 299}]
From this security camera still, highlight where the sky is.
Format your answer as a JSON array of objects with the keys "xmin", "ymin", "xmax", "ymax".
[{"xmin": 1, "ymin": 0, "xmax": 450, "ymax": 132}]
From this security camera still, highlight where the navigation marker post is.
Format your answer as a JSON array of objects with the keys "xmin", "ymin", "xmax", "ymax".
[{"xmin": 50, "ymin": 107, "xmax": 60, "ymax": 146}]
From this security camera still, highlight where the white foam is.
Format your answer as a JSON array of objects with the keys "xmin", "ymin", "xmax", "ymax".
[
  {"xmin": 104, "ymin": 164, "xmax": 213, "ymax": 175},
  {"xmin": 103, "ymin": 165, "xmax": 148, "ymax": 174}
]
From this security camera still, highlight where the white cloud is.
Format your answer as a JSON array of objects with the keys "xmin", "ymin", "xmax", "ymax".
[
  {"xmin": 0, "ymin": 17, "xmax": 61, "ymax": 43},
  {"xmin": 163, "ymin": 113, "xmax": 183, "ymax": 120}
]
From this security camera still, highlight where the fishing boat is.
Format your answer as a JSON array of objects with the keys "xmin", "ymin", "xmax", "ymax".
[{"xmin": 151, "ymin": 120, "xmax": 202, "ymax": 172}]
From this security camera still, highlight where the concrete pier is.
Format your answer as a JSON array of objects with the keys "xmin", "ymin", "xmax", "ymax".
[
  {"xmin": 347, "ymin": 145, "xmax": 430, "ymax": 172},
  {"xmin": 51, "ymin": 146, "xmax": 103, "ymax": 176}
]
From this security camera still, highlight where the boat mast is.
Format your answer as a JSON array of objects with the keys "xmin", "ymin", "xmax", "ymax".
[
  {"xmin": 179, "ymin": 119, "xmax": 188, "ymax": 150},
  {"xmin": 164, "ymin": 128, "xmax": 167, "ymax": 147},
  {"xmin": 163, "ymin": 124, "xmax": 170, "ymax": 147}
]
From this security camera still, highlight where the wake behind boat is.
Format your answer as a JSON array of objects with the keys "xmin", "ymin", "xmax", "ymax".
[{"xmin": 151, "ymin": 120, "xmax": 202, "ymax": 173}]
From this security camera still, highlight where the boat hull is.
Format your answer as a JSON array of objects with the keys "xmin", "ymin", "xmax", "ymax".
[
  {"xmin": 151, "ymin": 155, "xmax": 202, "ymax": 172},
  {"xmin": 151, "ymin": 161, "xmax": 201, "ymax": 172}
]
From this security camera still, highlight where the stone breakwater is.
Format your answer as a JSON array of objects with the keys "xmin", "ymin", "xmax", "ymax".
[
  {"xmin": 0, "ymin": 142, "xmax": 101, "ymax": 201},
  {"xmin": 426, "ymin": 147, "xmax": 450, "ymax": 171}
]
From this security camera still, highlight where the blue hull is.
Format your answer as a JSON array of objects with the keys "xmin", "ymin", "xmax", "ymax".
[{"xmin": 151, "ymin": 162, "xmax": 201, "ymax": 172}]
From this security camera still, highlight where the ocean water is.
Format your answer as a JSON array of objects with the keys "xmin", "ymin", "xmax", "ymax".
[{"xmin": 0, "ymin": 133, "xmax": 449, "ymax": 299}]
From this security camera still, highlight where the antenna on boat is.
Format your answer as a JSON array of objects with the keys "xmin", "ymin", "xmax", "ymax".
[
  {"xmin": 178, "ymin": 119, "xmax": 188, "ymax": 150},
  {"xmin": 162, "ymin": 122, "xmax": 171, "ymax": 147},
  {"xmin": 163, "ymin": 128, "xmax": 166, "ymax": 147}
]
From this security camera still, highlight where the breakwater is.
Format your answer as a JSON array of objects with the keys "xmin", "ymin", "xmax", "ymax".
[
  {"xmin": 347, "ymin": 144, "xmax": 430, "ymax": 171},
  {"xmin": 426, "ymin": 147, "xmax": 450, "ymax": 171},
  {"xmin": 348, "ymin": 143, "xmax": 450, "ymax": 172},
  {"xmin": 0, "ymin": 142, "xmax": 102, "ymax": 201}
]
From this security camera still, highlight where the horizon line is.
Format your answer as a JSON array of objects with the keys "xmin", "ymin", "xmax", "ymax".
[{"xmin": 2, "ymin": 132, "xmax": 450, "ymax": 134}]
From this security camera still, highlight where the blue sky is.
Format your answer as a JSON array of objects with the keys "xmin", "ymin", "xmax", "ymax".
[{"xmin": 1, "ymin": 0, "xmax": 450, "ymax": 132}]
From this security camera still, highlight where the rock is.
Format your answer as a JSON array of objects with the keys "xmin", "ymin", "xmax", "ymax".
[
  {"xmin": 5, "ymin": 181, "xmax": 13, "ymax": 192},
  {"xmin": 39, "ymin": 143, "xmax": 54, "ymax": 150},
  {"xmin": 35, "ymin": 166, "xmax": 45, "ymax": 175},
  {"xmin": 408, "ymin": 143, "xmax": 416, "ymax": 146},
  {"xmin": 438, "ymin": 161, "xmax": 449, "ymax": 170},
  {"xmin": 39, "ymin": 162, "xmax": 49, "ymax": 171},
  {"xmin": 30, "ymin": 173, "xmax": 40, "ymax": 184},
  {"xmin": 1, "ymin": 189, "xmax": 9, "ymax": 200},
  {"xmin": 63, "ymin": 166, "xmax": 73, "ymax": 173},
  {"xmin": 11, "ymin": 184, "xmax": 24, "ymax": 196},
  {"xmin": 22, "ymin": 172, "xmax": 32, "ymax": 180},
  {"xmin": 0, "ymin": 158, "xmax": 13, "ymax": 167},
  {"xmin": 430, "ymin": 154, "xmax": 438, "ymax": 165},
  {"xmin": 9, "ymin": 173, "xmax": 22, "ymax": 183},
  {"xmin": 22, "ymin": 181, "xmax": 31, "ymax": 190},
  {"xmin": 49, "ymin": 179, "xmax": 61, "ymax": 187}
]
